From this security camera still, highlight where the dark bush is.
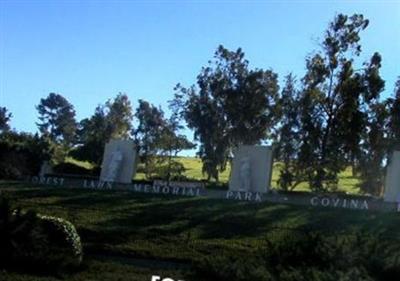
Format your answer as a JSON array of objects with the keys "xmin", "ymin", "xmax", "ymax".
[
  {"xmin": 35, "ymin": 215, "xmax": 83, "ymax": 270},
  {"xmin": 0, "ymin": 196, "xmax": 83, "ymax": 273},
  {"xmin": 0, "ymin": 131, "xmax": 51, "ymax": 179},
  {"xmin": 0, "ymin": 197, "xmax": 40, "ymax": 267}
]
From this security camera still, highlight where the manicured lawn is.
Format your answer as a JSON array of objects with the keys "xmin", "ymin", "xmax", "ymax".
[{"xmin": 0, "ymin": 180, "xmax": 398, "ymax": 280}]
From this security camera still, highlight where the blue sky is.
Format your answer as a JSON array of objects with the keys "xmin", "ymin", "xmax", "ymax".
[{"xmin": 1, "ymin": 0, "xmax": 399, "ymax": 136}]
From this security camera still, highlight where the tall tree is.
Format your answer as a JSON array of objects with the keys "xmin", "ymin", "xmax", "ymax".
[
  {"xmin": 275, "ymin": 74, "xmax": 301, "ymax": 191},
  {"xmin": 0, "ymin": 107, "xmax": 12, "ymax": 133},
  {"xmin": 36, "ymin": 93, "xmax": 77, "ymax": 146},
  {"xmin": 72, "ymin": 93, "xmax": 133, "ymax": 165},
  {"xmin": 72, "ymin": 105, "xmax": 109, "ymax": 165},
  {"xmin": 157, "ymin": 110, "xmax": 196, "ymax": 182},
  {"xmin": 175, "ymin": 45, "xmax": 279, "ymax": 181},
  {"xmin": 296, "ymin": 14, "xmax": 384, "ymax": 191},
  {"xmin": 133, "ymin": 99, "xmax": 166, "ymax": 178},
  {"xmin": 105, "ymin": 93, "xmax": 134, "ymax": 139},
  {"xmin": 388, "ymin": 77, "xmax": 400, "ymax": 151},
  {"xmin": 357, "ymin": 101, "xmax": 389, "ymax": 195}
]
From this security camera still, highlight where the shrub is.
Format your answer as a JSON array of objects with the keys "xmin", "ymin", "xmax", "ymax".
[
  {"xmin": 35, "ymin": 215, "xmax": 83, "ymax": 270},
  {"xmin": 0, "ymin": 131, "xmax": 52, "ymax": 179},
  {"xmin": 0, "ymin": 197, "xmax": 40, "ymax": 267},
  {"xmin": 0, "ymin": 160, "xmax": 23, "ymax": 179},
  {"xmin": 0, "ymin": 196, "xmax": 83, "ymax": 273},
  {"xmin": 154, "ymin": 160, "xmax": 187, "ymax": 181}
]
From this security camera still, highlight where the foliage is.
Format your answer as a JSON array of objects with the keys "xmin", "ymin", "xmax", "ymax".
[
  {"xmin": 71, "ymin": 105, "xmax": 109, "ymax": 165},
  {"xmin": 175, "ymin": 45, "xmax": 279, "ymax": 181},
  {"xmin": 36, "ymin": 93, "xmax": 77, "ymax": 146},
  {"xmin": 356, "ymin": 101, "xmax": 389, "ymax": 195},
  {"xmin": 0, "ymin": 196, "xmax": 82, "ymax": 273},
  {"xmin": 72, "ymin": 93, "xmax": 133, "ymax": 165},
  {"xmin": 279, "ymin": 14, "xmax": 385, "ymax": 193},
  {"xmin": 36, "ymin": 215, "xmax": 83, "ymax": 270},
  {"xmin": 157, "ymin": 107, "xmax": 196, "ymax": 182},
  {"xmin": 133, "ymin": 99, "xmax": 166, "ymax": 178},
  {"xmin": 104, "ymin": 93, "xmax": 134, "ymax": 139},
  {"xmin": 275, "ymin": 74, "xmax": 301, "ymax": 191},
  {"xmin": 0, "ymin": 196, "xmax": 40, "ymax": 268},
  {"xmin": 152, "ymin": 160, "xmax": 187, "ymax": 181},
  {"xmin": 36, "ymin": 93, "xmax": 78, "ymax": 163},
  {"xmin": 387, "ymin": 77, "xmax": 400, "ymax": 151},
  {"xmin": 0, "ymin": 131, "xmax": 52, "ymax": 179},
  {"xmin": 0, "ymin": 106, "xmax": 12, "ymax": 132}
]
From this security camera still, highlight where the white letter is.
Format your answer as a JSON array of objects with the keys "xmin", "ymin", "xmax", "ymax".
[{"xmin": 310, "ymin": 197, "xmax": 319, "ymax": 206}]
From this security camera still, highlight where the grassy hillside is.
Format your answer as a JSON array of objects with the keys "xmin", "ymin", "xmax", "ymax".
[
  {"xmin": 1, "ymin": 181, "xmax": 398, "ymax": 280},
  {"xmin": 66, "ymin": 156, "xmax": 361, "ymax": 194}
]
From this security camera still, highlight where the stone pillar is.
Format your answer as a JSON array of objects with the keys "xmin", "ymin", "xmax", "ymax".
[
  {"xmin": 384, "ymin": 151, "xmax": 400, "ymax": 202},
  {"xmin": 100, "ymin": 139, "xmax": 138, "ymax": 184},
  {"xmin": 229, "ymin": 145, "xmax": 273, "ymax": 193}
]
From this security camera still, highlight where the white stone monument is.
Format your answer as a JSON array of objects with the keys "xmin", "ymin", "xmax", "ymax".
[
  {"xmin": 229, "ymin": 145, "xmax": 273, "ymax": 193},
  {"xmin": 384, "ymin": 151, "xmax": 400, "ymax": 202},
  {"xmin": 100, "ymin": 139, "xmax": 138, "ymax": 184}
]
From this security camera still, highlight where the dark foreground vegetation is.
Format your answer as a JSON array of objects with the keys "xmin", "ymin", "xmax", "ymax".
[{"xmin": 1, "ymin": 181, "xmax": 399, "ymax": 280}]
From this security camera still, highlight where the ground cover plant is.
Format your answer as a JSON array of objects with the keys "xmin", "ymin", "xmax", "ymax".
[{"xmin": 1, "ymin": 181, "xmax": 399, "ymax": 280}]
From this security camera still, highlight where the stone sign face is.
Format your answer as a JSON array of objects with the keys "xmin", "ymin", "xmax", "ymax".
[
  {"xmin": 229, "ymin": 145, "xmax": 273, "ymax": 193},
  {"xmin": 39, "ymin": 161, "xmax": 53, "ymax": 177},
  {"xmin": 100, "ymin": 139, "xmax": 137, "ymax": 184},
  {"xmin": 384, "ymin": 151, "xmax": 400, "ymax": 202}
]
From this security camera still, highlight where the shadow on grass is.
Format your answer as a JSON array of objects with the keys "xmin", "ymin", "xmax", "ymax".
[{"xmin": 2, "ymin": 182, "xmax": 400, "ymax": 247}]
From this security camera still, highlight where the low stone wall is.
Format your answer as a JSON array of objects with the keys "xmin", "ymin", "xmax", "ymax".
[{"xmin": 27, "ymin": 176, "xmax": 398, "ymax": 212}]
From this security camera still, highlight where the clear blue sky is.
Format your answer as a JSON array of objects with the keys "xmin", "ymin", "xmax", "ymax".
[{"xmin": 1, "ymin": 0, "xmax": 399, "ymax": 136}]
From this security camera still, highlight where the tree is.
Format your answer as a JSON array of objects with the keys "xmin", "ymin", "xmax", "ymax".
[
  {"xmin": 0, "ymin": 107, "xmax": 12, "ymax": 133},
  {"xmin": 0, "ymin": 131, "xmax": 52, "ymax": 178},
  {"xmin": 72, "ymin": 105, "xmax": 109, "ymax": 166},
  {"xmin": 133, "ymin": 100, "xmax": 166, "ymax": 178},
  {"xmin": 275, "ymin": 74, "xmax": 301, "ymax": 191},
  {"xmin": 157, "ymin": 108, "xmax": 196, "ymax": 182},
  {"xmin": 175, "ymin": 45, "xmax": 279, "ymax": 181},
  {"xmin": 388, "ymin": 77, "xmax": 400, "ymax": 151},
  {"xmin": 296, "ymin": 14, "xmax": 384, "ymax": 192},
  {"xmin": 36, "ymin": 93, "xmax": 77, "ymax": 146},
  {"xmin": 357, "ymin": 101, "xmax": 389, "ymax": 195},
  {"xmin": 105, "ymin": 93, "xmax": 134, "ymax": 139},
  {"xmin": 72, "ymin": 93, "xmax": 133, "ymax": 165}
]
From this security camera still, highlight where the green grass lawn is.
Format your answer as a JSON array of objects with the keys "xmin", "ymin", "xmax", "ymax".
[
  {"xmin": 1, "ymin": 180, "xmax": 398, "ymax": 280},
  {"xmin": 66, "ymin": 156, "xmax": 362, "ymax": 194}
]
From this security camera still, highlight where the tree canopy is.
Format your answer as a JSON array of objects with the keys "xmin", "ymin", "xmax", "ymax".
[
  {"xmin": 0, "ymin": 107, "xmax": 12, "ymax": 133},
  {"xmin": 36, "ymin": 93, "xmax": 77, "ymax": 146},
  {"xmin": 175, "ymin": 45, "xmax": 279, "ymax": 181},
  {"xmin": 72, "ymin": 93, "xmax": 133, "ymax": 165}
]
